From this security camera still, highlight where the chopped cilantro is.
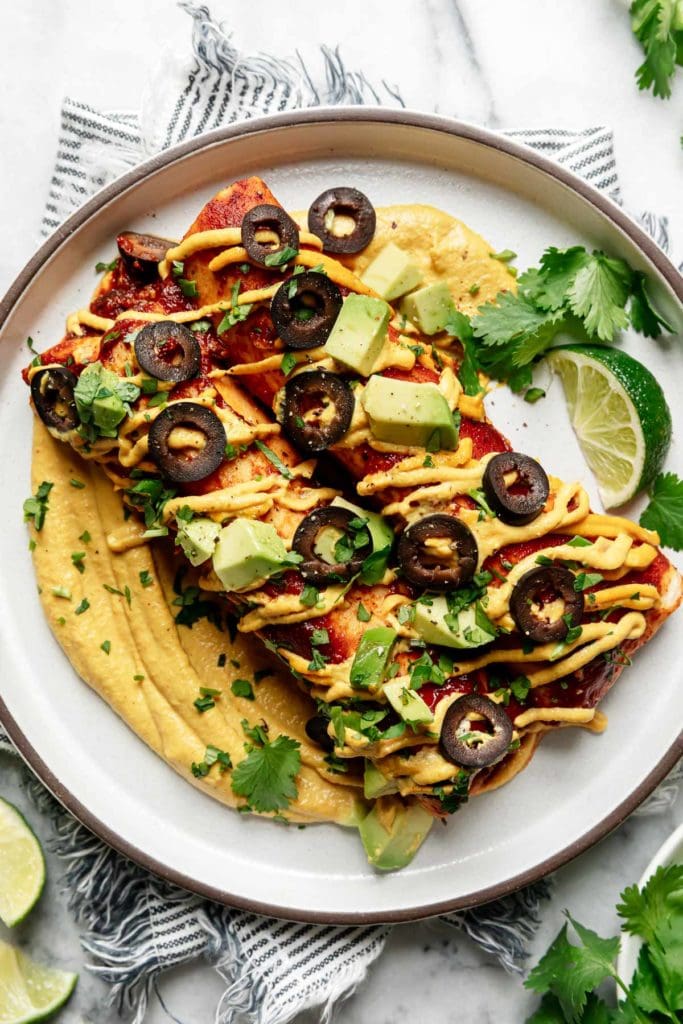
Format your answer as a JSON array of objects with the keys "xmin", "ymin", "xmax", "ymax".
[
  {"xmin": 264, "ymin": 245, "xmax": 298, "ymax": 268},
  {"xmin": 71, "ymin": 551, "xmax": 86, "ymax": 573},
  {"xmin": 79, "ymin": 530, "xmax": 91, "ymax": 543},
  {"xmin": 356, "ymin": 602, "xmax": 371, "ymax": 623},
  {"xmin": 52, "ymin": 586, "xmax": 71, "ymax": 600},
  {"xmin": 299, "ymin": 585, "xmax": 320, "ymax": 607},
  {"xmin": 217, "ymin": 280, "xmax": 253, "ymax": 333},
  {"xmin": 231, "ymin": 678, "xmax": 255, "ymax": 700},
  {"xmin": 95, "ymin": 258, "xmax": 118, "ymax": 273},
  {"xmin": 280, "ymin": 352, "xmax": 298, "ymax": 376},
  {"xmin": 23, "ymin": 481, "xmax": 53, "ymax": 532},
  {"xmin": 254, "ymin": 440, "xmax": 293, "ymax": 479},
  {"xmin": 510, "ymin": 675, "xmax": 531, "ymax": 702},
  {"xmin": 573, "ymin": 571, "xmax": 604, "ymax": 592},
  {"xmin": 139, "ymin": 570, "xmax": 154, "ymax": 588},
  {"xmin": 100, "ymin": 640, "xmax": 111, "ymax": 655},
  {"xmin": 524, "ymin": 387, "xmax": 546, "ymax": 404},
  {"xmin": 74, "ymin": 598, "xmax": 90, "ymax": 615},
  {"xmin": 70, "ymin": 478, "xmax": 86, "ymax": 489}
]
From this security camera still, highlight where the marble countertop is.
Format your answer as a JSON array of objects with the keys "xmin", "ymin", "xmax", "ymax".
[{"xmin": 1, "ymin": 1, "xmax": 681, "ymax": 1022}]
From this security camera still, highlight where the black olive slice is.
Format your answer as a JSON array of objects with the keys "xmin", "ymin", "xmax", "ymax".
[
  {"xmin": 510, "ymin": 566, "xmax": 584, "ymax": 643},
  {"xmin": 308, "ymin": 187, "xmax": 376, "ymax": 254},
  {"xmin": 292, "ymin": 506, "xmax": 373, "ymax": 586},
  {"xmin": 117, "ymin": 231, "xmax": 174, "ymax": 281},
  {"xmin": 482, "ymin": 452, "xmax": 550, "ymax": 526},
  {"xmin": 305, "ymin": 715, "xmax": 334, "ymax": 753},
  {"xmin": 30, "ymin": 366, "xmax": 79, "ymax": 433},
  {"xmin": 307, "ymin": 187, "xmax": 376, "ymax": 254},
  {"xmin": 397, "ymin": 514, "xmax": 478, "ymax": 591},
  {"xmin": 440, "ymin": 694, "xmax": 513, "ymax": 768},
  {"xmin": 148, "ymin": 402, "xmax": 226, "ymax": 483},
  {"xmin": 241, "ymin": 205, "xmax": 299, "ymax": 268},
  {"xmin": 282, "ymin": 371, "xmax": 354, "ymax": 454},
  {"xmin": 271, "ymin": 272, "xmax": 343, "ymax": 350},
  {"xmin": 134, "ymin": 321, "xmax": 201, "ymax": 382}
]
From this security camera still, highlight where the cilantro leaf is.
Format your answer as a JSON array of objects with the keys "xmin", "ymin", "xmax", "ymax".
[
  {"xmin": 23, "ymin": 481, "xmax": 53, "ymax": 532},
  {"xmin": 231, "ymin": 733, "xmax": 301, "ymax": 813},
  {"xmin": 525, "ymin": 917, "xmax": 619, "ymax": 1023},
  {"xmin": 532, "ymin": 247, "xmax": 591, "ymax": 311},
  {"xmin": 630, "ymin": 0, "xmax": 681, "ymax": 99},
  {"xmin": 629, "ymin": 271, "xmax": 674, "ymax": 338},
  {"xmin": 566, "ymin": 253, "xmax": 632, "ymax": 341},
  {"xmin": 639, "ymin": 472, "xmax": 683, "ymax": 549},
  {"xmin": 618, "ymin": 863, "xmax": 683, "ymax": 945},
  {"xmin": 254, "ymin": 440, "xmax": 293, "ymax": 480},
  {"xmin": 473, "ymin": 291, "xmax": 560, "ymax": 348}
]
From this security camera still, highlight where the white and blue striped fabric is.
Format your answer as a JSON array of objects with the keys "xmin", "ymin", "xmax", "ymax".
[{"xmin": 3, "ymin": 4, "xmax": 680, "ymax": 1022}]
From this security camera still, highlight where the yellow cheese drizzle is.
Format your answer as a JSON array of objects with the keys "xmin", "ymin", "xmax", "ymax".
[{"xmin": 158, "ymin": 227, "xmax": 324, "ymax": 278}]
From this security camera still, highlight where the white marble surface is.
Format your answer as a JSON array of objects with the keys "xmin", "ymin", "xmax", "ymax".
[{"xmin": 0, "ymin": 1, "xmax": 682, "ymax": 1022}]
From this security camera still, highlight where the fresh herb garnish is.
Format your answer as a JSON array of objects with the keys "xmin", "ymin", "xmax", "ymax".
[
  {"xmin": 74, "ymin": 598, "xmax": 90, "ymax": 615},
  {"xmin": 524, "ymin": 387, "xmax": 546, "ymax": 404},
  {"xmin": 23, "ymin": 481, "xmax": 53, "ymax": 532},
  {"xmin": 459, "ymin": 247, "xmax": 671, "ymax": 392},
  {"xmin": 231, "ymin": 722, "xmax": 301, "ymax": 813},
  {"xmin": 524, "ymin": 863, "xmax": 683, "ymax": 1023},
  {"xmin": 125, "ymin": 477, "xmax": 176, "ymax": 533},
  {"xmin": 640, "ymin": 471, "xmax": 683, "ymax": 550},
  {"xmin": 71, "ymin": 551, "xmax": 86, "ymax": 574},
  {"xmin": 139, "ymin": 570, "xmax": 154, "ymax": 588},
  {"xmin": 510, "ymin": 675, "xmax": 532, "ymax": 702},
  {"xmin": 356, "ymin": 602, "xmax": 371, "ymax": 622},
  {"xmin": 217, "ymin": 280, "xmax": 254, "ymax": 333},
  {"xmin": 70, "ymin": 479, "xmax": 86, "ymax": 489},
  {"xmin": 100, "ymin": 640, "xmax": 111, "ymax": 655},
  {"xmin": 574, "ymin": 571, "xmax": 604, "ymax": 592},
  {"xmin": 360, "ymin": 546, "xmax": 392, "ymax": 585},
  {"xmin": 264, "ymin": 245, "xmax": 298, "ymax": 268},
  {"xmin": 629, "ymin": 0, "xmax": 683, "ymax": 100},
  {"xmin": 74, "ymin": 362, "xmax": 141, "ymax": 441},
  {"xmin": 280, "ymin": 352, "xmax": 298, "ymax": 376},
  {"xmin": 192, "ymin": 744, "xmax": 232, "ymax": 778},
  {"xmin": 95, "ymin": 258, "xmax": 118, "ymax": 273},
  {"xmin": 299, "ymin": 585, "xmax": 320, "ymax": 608},
  {"xmin": 254, "ymin": 440, "xmax": 293, "ymax": 479},
  {"xmin": 231, "ymin": 678, "xmax": 255, "ymax": 700}
]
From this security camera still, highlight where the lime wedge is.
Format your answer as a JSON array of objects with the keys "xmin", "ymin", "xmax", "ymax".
[
  {"xmin": 0, "ymin": 941, "xmax": 77, "ymax": 1024},
  {"xmin": 547, "ymin": 345, "xmax": 672, "ymax": 508},
  {"xmin": 0, "ymin": 799, "xmax": 46, "ymax": 927}
]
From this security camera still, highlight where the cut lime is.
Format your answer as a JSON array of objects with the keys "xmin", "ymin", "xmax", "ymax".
[
  {"xmin": 0, "ymin": 941, "xmax": 77, "ymax": 1024},
  {"xmin": 547, "ymin": 345, "xmax": 672, "ymax": 508},
  {"xmin": 0, "ymin": 799, "xmax": 46, "ymax": 927}
]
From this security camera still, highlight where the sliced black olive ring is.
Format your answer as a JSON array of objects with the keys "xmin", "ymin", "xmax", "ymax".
[
  {"xmin": 510, "ymin": 566, "xmax": 584, "ymax": 644},
  {"xmin": 440, "ymin": 694, "xmax": 513, "ymax": 768},
  {"xmin": 307, "ymin": 187, "xmax": 376, "ymax": 254},
  {"xmin": 271, "ymin": 271, "xmax": 343, "ymax": 350},
  {"xmin": 397, "ymin": 514, "xmax": 478, "ymax": 591},
  {"xmin": 134, "ymin": 321, "xmax": 201, "ymax": 383},
  {"xmin": 148, "ymin": 402, "xmax": 226, "ymax": 483},
  {"xmin": 482, "ymin": 451, "xmax": 550, "ymax": 526},
  {"xmin": 305, "ymin": 715, "xmax": 334, "ymax": 753},
  {"xmin": 117, "ymin": 231, "xmax": 174, "ymax": 281},
  {"xmin": 282, "ymin": 370, "xmax": 354, "ymax": 454},
  {"xmin": 292, "ymin": 506, "xmax": 373, "ymax": 586},
  {"xmin": 30, "ymin": 366, "xmax": 79, "ymax": 433},
  {"xmin": 241, "ymin": 204, "xmax": 299, "ymax": 268}
]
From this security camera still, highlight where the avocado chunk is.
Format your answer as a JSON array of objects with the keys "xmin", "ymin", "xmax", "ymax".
[
  {"xmin": 413, "ymin": 598, "xmax": 496, "ymax": 650},
  {"xmin": 400, "ymin": 281, "xmax": 456, "ymax": 335},
  {"xmin": 331, "ymin": 497, "xmax": 394, "ymax": 554},
  {"xmin": 361, "ymin": 374, "xmax": 458, "ymax": 450},
  {"xmin": 176, "ymin": 516, "xmax": 221, "ymax": 567},
  {"xmin": 324, "ymin": 294, "xmax": 391, "ymax": 376},
  {"xmin": 92, "ymin": 391, "xmax": 126, "ymax": 434},
  {"xmin": 359, "ymin": 797, "xmax": 434, "ymax": 871},
  {"xmin": 363, "ymin": 761, "xmax": 399, "ymax": 799},
  {"xmin": 350, "ymin": 627, "xmax": 397, "ymax": 691},
  {"xmin": 383, "ymin": 680, "xmax": 434, "ymax": 726},
  {"xmin": 360, "ymin": 243, "xmax": 423, "ymax": 301},
  {"xmin": 212, "ymin": 518, "xmax": 288, "ymax": 591}
]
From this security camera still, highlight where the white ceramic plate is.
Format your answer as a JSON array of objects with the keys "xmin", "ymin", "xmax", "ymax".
[
  {"xmin": 0, "ymin": 110, "xmax": 681, "ymax": 923},
  {"xmin": 617, "ymin": 822, "xmax": 683, "ymax": 987}
]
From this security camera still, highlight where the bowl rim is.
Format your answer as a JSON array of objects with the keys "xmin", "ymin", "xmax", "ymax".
[{"xmin": 1, "ymin": 106, "xmax": 681, "ymax": 923}]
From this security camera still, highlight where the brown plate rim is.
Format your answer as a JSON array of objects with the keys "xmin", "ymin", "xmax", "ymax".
[{"xmin": 1, "ymin": 107, "xmax": 681, "ymax": 924}]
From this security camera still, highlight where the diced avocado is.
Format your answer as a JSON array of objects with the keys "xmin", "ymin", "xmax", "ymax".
[
  {"xmin": 331, "ymin": 497, "xmax": 394, "ymax": 554},
  {"xmin": 212, "ymin": 518, "xmax": 288, "ymax": 592},
  {"xmin": 361, "ymin": 374, "xmax": 458, "ymax": 450},
  {"xmin": 413, "ymin": 598, "xmax": 496, "ymax": 650},
  {"xmin": 176, "ymin": 517, "xmax": 221, "ymax": 567},
  {"xmin": 360, "ymin": 243, "xmax": 423, "ymax": 301},
  {"xmin": 400, "ymin": 281, "xmax": 456, "ymax": 335},
  {"xmin": 350, "ymin": 627, "xmax": 397, "ymax": 691},
  {"xmin": 359, "ymin": 797, "xmax": 434, "ymax": 871},
  {"xmin": 92, "ymin": 392, "xmax": 126, "ymax": 434},
  {"xmin": 383, "ymin": 680, "xmax": 434, "ymax": 726},
  {"xmin": 363, "ymin": 761, "xmax": 399, "ymax": 799},
  {"xmin": 324, "ymin": 294, "xmax": 391, "ymax": 376}
]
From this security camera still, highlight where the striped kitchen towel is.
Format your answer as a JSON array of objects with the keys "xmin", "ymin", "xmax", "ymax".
[{"xmin": 3, "ymin": 4, "xmax": 680, "ymax": 1023}]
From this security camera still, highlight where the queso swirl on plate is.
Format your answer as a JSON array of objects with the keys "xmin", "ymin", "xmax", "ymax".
[{"xmin": 23, "ymin": 177, "xmax": 682, "ymax": 870}]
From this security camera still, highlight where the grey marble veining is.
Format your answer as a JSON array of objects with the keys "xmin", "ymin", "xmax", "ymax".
[{"xmin": 1, "ymin": 1, "xmax": 682, "ymax": 1022}]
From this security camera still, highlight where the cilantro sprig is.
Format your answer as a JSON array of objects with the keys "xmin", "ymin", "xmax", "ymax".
[
  {"xmin": 629, "ymin": 0, "xmax": 683, "ymax": 100},
  {"xmin": 23, "ymin": 481, "xmax": 53, "ymax": 531},
  {"xmin": 449, "ymin": 247, "xmax": 672, "ymax": 395},
  {"xmin": 640, "ymin": 471, "xmax": 683, "ymax": 549},
  {"xmin": 525, "ymin": 862, "xmax": 683, "ymax": 1023},
  {"xmin": 231, "ymin": 720, "xmax": 302, "ymax": 813}
]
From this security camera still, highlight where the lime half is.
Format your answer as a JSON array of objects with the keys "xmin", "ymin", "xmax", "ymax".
[
  {"xmin": 547, "ymin": 345, "xmax": 672, "ymax": 508},
  {"xmin": 0, "ymin": 941, "xmax": 77, "ymax": 1024},
  {"xmin": 0, "ymin": 799, "xmax": 46, "ymax": 927}
]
